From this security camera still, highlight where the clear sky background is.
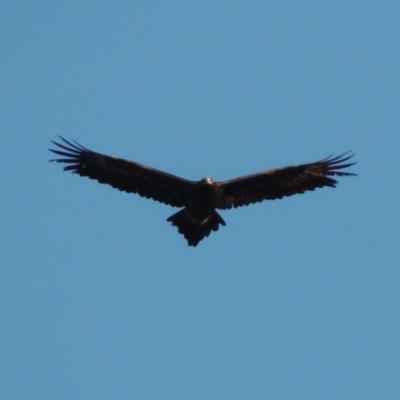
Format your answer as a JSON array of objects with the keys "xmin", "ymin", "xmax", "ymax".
[{"xmin": 1, "ymin": 2, "xmax": 399, "ymax": 399}]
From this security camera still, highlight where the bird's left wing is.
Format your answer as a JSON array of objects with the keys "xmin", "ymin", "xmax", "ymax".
[
  {"xmin": 49, "ymin": 137, "xmax": 192, "ymax": 207},
  {"xmin": 216, "ymin": 152, "xmax": 356, "ymax": 209}
]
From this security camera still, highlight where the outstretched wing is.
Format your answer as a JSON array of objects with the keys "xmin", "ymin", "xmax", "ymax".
[
  {"xmin": 217, "ymin": 152, "xmax": 356, "ymax": 209},
  {"xmin": 49, "ymin": 137, "xmax": 192, "ymax": 207}
]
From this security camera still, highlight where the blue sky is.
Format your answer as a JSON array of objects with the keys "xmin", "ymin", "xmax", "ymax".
[{"xmin": 1, "ymin": 2, "xmax": 399, "ymax": 399}]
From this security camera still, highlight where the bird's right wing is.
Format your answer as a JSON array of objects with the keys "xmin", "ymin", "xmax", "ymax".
[{"xmin": 49, "ymin": 137, "xmax": 193, "ymax": 207}]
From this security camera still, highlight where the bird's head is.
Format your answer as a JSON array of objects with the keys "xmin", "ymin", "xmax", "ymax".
[{"xmin": 201, "ymin": 177, "xmax": 214, "ymax": 185}]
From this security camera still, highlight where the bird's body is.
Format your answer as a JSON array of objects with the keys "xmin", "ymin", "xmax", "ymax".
[
  {"xmin": 49, "ymin": 137, "xmax": 356, "ymax": 246},
  {"xmin": 183, "ymin": 177, "xmax": 221, "ymax": 223},
  {"xmin": 166, "ymin": 177, "xmax": 226, "ymax": 246}
]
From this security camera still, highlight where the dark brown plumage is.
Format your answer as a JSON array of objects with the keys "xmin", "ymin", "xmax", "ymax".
[{"xmin": 49, "ymin": 137, "xmax": 356, "ymax": 246}]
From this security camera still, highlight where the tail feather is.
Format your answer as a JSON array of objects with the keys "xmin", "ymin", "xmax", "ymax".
[{"xmin": 167, "ymin": 209, "xmax": 226, "ymax": 247}]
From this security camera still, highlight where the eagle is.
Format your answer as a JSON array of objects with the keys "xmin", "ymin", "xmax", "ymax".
[{"xmin": 49, "ymin": 137, "xmax": 356, "ymax": 246}]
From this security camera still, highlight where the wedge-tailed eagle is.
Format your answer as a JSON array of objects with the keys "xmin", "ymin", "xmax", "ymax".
[{"xmin": 49, "ymin": 137, "xmax": 356, "ymax": 246}]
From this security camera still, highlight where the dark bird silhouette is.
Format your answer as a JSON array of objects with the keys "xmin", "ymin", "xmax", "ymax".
[{"xmin": 49, "ymin": 137, "xmax": 356, "ymax": 246}]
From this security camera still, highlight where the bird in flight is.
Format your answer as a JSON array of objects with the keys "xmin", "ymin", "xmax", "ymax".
[{"xmin": 49, "ymin": 137, "xmax": 356, "ymax": 246}]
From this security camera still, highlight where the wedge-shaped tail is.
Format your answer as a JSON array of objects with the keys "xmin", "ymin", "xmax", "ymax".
[{"xmin": 167, "ymin": 209, "xmax": 226, "ymax": 247}]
